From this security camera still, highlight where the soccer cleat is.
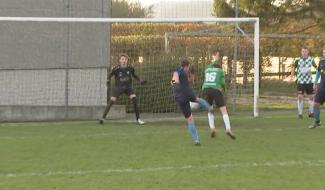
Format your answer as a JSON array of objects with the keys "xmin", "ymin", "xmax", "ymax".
[
  {"xmin": 137, "ymin": 119, "xmax": 145, "ymax": 125},
  {"xmin": 226, "ymin": 130, "xmax": 236, "ymax": 140},
  {"xmin": 210, "ymin": 128, "xmax": 216, "ymax": 138},
  {"xmin": 308, "ymin": 113, "xmax": 314, "ymax": 118},
  {"xmin": 99, "ymin": 119, "xmax": 105, "ymax": 124},
  {"xmin": 298, "ymin": 114, "xmax": 303, "ymax": 119},
  {"xmin": 195, "ymin": 140, "xmax": 201, "ymax": 146},
  {"xmin": 308, "ymin": 122, "xmax": 321, "ymax": 129}
]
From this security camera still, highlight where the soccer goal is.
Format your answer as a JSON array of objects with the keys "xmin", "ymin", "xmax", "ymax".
[{"xmin": 0, "ymin": 17, "xmax": 259, "ymax": 121}]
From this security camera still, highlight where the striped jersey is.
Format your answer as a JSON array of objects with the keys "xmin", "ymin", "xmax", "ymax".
[{"xmin": 294, "ymin": 57, "xmax": 317, "ymax": 84}]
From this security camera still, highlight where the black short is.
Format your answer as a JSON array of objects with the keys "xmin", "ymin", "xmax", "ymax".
[
  {"xmin": 297, "ymin": 83, "xmax": 314, "ymax": 95},
  {"xmin": 173, "ymin": 85, "xmax": 197, "ymax": 103},
  {"xmin": 174, "ymin": 88, "xmax": 197, "ymax": 119},
  {"xmin": 111, "ymin": 86, "xmax": 135, "ymax": 97},
  {"xmin": 315, "ymin": 89, "xmax": 325, "ymax": 104},
  {"xmin": 177, "ymin": 101, "xmax": 192, "ymax": 119},
  {"xmin": 203, "ymin": 88, "xmax": 225, "ymax": 108}
]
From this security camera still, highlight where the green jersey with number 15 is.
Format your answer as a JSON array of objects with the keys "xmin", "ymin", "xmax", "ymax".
[{"xmin": 202, "ymin": 63, "xmax": 226, "ymax": 91}]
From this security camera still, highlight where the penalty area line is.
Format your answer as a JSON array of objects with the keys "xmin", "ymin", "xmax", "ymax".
[{"xmin": 2, "ymin": 160, "xmax": 325, "ymax": 178}]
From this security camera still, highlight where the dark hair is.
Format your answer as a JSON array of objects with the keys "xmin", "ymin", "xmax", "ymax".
[
  {"xmin": 211, "ymin": 49, "xmax": 222, "ymax": 56},
  {"xmin": 212, "ymin": 63, "xmax": 221, "ymax": 68},
  {"xmin": 180, "ymin": 59, "xmax": 190, "ymax": 67},
  {"xmin": 119, "ymin": 53, "xmax": 129, "ymax": 59}
]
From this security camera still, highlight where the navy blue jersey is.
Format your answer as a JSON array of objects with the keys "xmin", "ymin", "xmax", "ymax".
[
  {"xmin": 172, "ymin": 67, "xmax": 194, "ymax": 100},
  {"xmin": 176, "ymin": 67, "xmax": 190, "ymax": 87},
  {"xmin": 318, "ymin": 59, "xmax": 325, "ymax": 89}
]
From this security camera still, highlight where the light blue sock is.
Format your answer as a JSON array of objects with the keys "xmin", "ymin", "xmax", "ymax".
[
  {"xmin": 188, "ymin": 121, "xmax": 199, "ymax": 141},
  {"xmin": 314, "ymin": 106, "xmax": 321, "ymax": 123},
  {"xmin": 198, "ymin": 98, "xmax": 210, "ymax": 111}
]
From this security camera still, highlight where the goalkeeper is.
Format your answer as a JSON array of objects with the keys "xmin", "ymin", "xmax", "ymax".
[
  {"xmin": 99, "ymin": 53, "xmax": 146, "ymax": 125},
  {"xmin": 202, "ymin": 50, "xmax": 235, "ymax": 139}
]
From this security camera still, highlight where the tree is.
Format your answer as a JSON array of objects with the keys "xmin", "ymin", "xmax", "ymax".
[
  {"xmin": 112, "ymin": 0, "xmax": 153, "ymax": 18},
  {"xmin": 213, "ymin": 0, "xmax": 325, "ymax": 33},
  {"xmin": 213, "ymin": 0, "xmax": 325, "ymax": 84}
]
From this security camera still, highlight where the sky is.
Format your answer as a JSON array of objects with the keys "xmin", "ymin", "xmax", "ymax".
[
  {"xmin": 129, "ymin": 0, "xmax": 208, "ymax": 6},
  {"xmin": 128, "ymin": 0, "xmax": 160, "ymax": 6}
]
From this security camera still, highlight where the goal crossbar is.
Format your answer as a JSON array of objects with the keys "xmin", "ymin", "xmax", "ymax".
[
  {"xmin": 0, "ymin": 17, "xmax": 258, "ymax": 23},
  {"xmin": 0, "ymin": 17, "xmax": 259, "ymax": 117}
]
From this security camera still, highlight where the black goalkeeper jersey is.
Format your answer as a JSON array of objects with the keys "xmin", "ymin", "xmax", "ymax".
[{"xmin": 109, "ymin": 64, "xmax": 139, "ymax": 88}]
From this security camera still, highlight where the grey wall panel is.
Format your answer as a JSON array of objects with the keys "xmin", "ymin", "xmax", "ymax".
[
  {"xmin": 0, "ymin": 0, "xmax": 110, "ymax": 107},
  {"xmin": 0, "ymin": 0, "xmax": 109, "ymax": 69},
  {"xmin": 0, "ymin": 0, "xmax": 67, "ymax": 17},
  {"xmin": 0, "ymin": 23, "xmax": 66, "ymax": 69}
]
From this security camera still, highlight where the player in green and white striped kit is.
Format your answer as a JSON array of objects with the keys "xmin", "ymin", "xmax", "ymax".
[
  {"xmin": 291, "ymin": 47, "xmax": 317, "ymax": 119},
  {"xmin": 202, "ymin": 50, "xmax": 235, "ymax": 139}
]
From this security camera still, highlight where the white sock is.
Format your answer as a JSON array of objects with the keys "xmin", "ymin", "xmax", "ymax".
[
  {"xmin": 297, "ymin": 100, "xmax": 303, "ymax": 115},
  {"xmin": 308, "ymin": 100, "xmax": 314, "ymax": 114},
  {"xmin": 222, "ymin": 114, "xmax": 231, "ymax": 131},
  {"xmin": 208, "ymin": 112, "xmax": 215, "ymax": 129}
]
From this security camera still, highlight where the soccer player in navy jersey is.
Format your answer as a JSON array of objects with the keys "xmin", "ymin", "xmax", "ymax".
[
  {"xmin": 309, "ymin": 48, "xmax": 325, "ymax": 129},
  {"xmin": 171, "ymin": 59, "xmax": 210, "ymax": 145}
]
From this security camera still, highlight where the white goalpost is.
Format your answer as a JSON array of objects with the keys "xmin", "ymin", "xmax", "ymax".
[{"xmin": 0, "ymin": 17, "xmax": 259, "ymax": 117}]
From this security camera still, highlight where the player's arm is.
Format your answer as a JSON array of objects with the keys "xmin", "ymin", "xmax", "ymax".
[
  {"xmin": 171, "ymin": 72, "xmax": 180, "ymax": 85},
  {"xmin": 188, "ymin": 67, "xmax": 195, "ymax": 85},
  {"xmin": 130, "ymin": 66, "xmax": 146, "ymax": 84},
  {"xmin": 314, "ymin": 62, "xmax": 321, "ymax": 88},
  {"xmin": 107, "ymin": 66, "xmax": 117, "ymax": 86},
  {"xmin": 312, "ymin": 59, "xmax": 317, "ymax": 69},
  {"xmin": 220, "ymin": 70, "xmax": 226, "ymax": 92}
]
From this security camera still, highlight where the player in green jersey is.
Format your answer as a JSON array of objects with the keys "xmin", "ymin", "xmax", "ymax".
[{"xmin": 202, "ymin": 50, "xmax": 235, "ymax": 139}]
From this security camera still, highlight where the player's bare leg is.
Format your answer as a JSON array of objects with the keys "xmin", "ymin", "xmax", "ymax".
[
  {"xmin": 220, "ymin": 106, "xmax": 235, "ymax": 140},
  {"xmin": 130, "ymin": 94, "xmax": 145, "ymax": 125},
  {"xmin": 99, "ymin": 97, "xmax": 116, "ymax": 124},
  {"xmin": 207, "ymin": 107, "xmax": 216, "ymax": 138},
  {"xmin": 297, "ymin": 93, "xmax": 304, "ymax": 119},
  {"xmin": 195, "ymin": 96, "xmax": 215, "ymax": 137}
]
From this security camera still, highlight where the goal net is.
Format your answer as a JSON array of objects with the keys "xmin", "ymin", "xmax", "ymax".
[{"xmin": 0, "ymin": 17, "xmax": 259, "ymax": 119}]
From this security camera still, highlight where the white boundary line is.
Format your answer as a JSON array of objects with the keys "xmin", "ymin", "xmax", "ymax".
[{"xmin": 2, "ymin": 160, "xmax": 325, "ymax": 178}]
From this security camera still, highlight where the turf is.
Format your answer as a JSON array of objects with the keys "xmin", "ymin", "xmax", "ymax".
[{"xmin": 1, "ymin": 113, "xmax": 325, "ymax": 190}]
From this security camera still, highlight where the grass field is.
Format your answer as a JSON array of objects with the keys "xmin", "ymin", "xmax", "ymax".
[{"xmin": 1, "ymin": 113, "xmax": 325, "ymax": 190}]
